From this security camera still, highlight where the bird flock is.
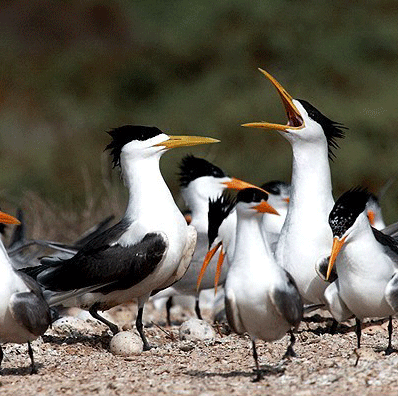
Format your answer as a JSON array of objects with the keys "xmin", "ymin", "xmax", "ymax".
[{"xmin": 1, "ymin": 69, "xmax": 397, "ymax": 382}]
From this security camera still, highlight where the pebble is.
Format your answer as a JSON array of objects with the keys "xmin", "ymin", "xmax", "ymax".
[
  {"xmin": 179, "ymin": 319, "xmax": 216, "ymax": 342},
  {"xmin": 110, "ymin": 331, "xmax": 144, "ymax": 356}
]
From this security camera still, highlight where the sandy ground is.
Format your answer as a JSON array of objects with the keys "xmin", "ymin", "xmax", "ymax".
[{"xmin": 1, "ymin": 301, "xmax": 398, "ymax": 396}]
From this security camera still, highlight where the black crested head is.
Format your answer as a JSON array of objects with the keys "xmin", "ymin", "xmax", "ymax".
[
  {"xmin": 329, "ymin": 187, "xmax": 372, "ymax": 238},
  {"xmin": 236, "ymin": 188, "xmax": 269, "ymax": 204},
  {"xmin": 208, "ymin": 192, "xmax": 235, "ymax": 248},
  {"xmin": 179, "ymin": 155, "xmax": 228, "ymax": 188},
  {"xmin": 260, "ymin": 180, "xmax": 290, "ymax": 196},
  {"xmin": 106, "ymin": 125, "xmax": 163, "ymax": 168},
  {"xmin": 297, "ymin": 99, "xmax": 347, "ymax": 160}
]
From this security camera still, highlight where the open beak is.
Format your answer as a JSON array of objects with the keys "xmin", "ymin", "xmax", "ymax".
[
  {"xmin": 367, "ymin": 210, "xmax": 375, "ymax": 226},
  {"xmin": 326, "ymin": 236, "xmax": 346, "ymax": 280},
  {"xmin": 222, "ymin": 177, "xmax": 268, "ymax": 194},
  {"xmin": 253, "ymin": 200, "xmax": 280, "ymax": 215},
  {"xmin": 0, "ymin": 211, "xmax": 21, "ymax": 225},
  {"xmin": 242, "ymin": 69, "xmax": 304, "ymax": 132},
  {"xmin": 197, "ymin": 241, "xmax": 222, "ymax": 291},
  {"xmin": 155, "ymin": 135, "xmax": 220, "ymax": 149}
]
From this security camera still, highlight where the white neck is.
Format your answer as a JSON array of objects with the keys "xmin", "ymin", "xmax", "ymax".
[
  {"xmin": 289, "ymin": 140, "xmax": 334, "ymax": 218},
  {"xmin": 233, "ymin": 212, "xmax": 273, "ymax": 270},
  {"xmin": 121, "ymin": 152, "xmax": 180, "ymax": 222}
]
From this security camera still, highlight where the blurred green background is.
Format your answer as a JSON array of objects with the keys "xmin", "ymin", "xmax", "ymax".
[{"xmin": 1, "ymin": 0, "xmax": 398, "ymax": 226}]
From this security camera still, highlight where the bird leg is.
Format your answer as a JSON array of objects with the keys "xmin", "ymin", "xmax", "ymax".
[
  {"xmin": 251, "ymin": 340, "xmax": 263, "ymax": 382},
  {"xmin": 283, "ymin": 329, "xmax": 296, "ymax": 358},
  {"xmin": 194, "ymin": 297, "xmax": 202, "ymax": 320},
  {"xmin": 0, "ymin": 345, "xmax": 3, "ymax": 369},
  {"xmin": 385, "ymin": 316, "xmax": 395, "ymax": 355},
  {"xmin": 329, "ymin": 319, "xmax": 339, "ymax": 335},
  {"xmin": 136, "ymin": 306, "xmax": 151, "ymax": 351},
  {"xmin": 166, "ymin": 296, "xmax": 173, "ymax": 327},
  {"xmin": 27, "ymin": 342, "xmax": 37, "ymax": 374},
  {"xmin": 89, "ymin": 304, "xmax": 119, "ymax": 335},
  {"xmin": 355, "ymin": 318, "xmax": 361, "ymax": 349}
]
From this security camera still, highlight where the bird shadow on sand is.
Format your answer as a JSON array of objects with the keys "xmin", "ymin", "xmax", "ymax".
[
  {"xmin": 0, "ymin": 363, "xmax": 43, "ymax": 376},
  {"xmin": 185, "ymin": 364, "xmax": 285, "ymax": 380},
  {"xmin": 42, "ymin": 333, "xmax": 112, "ymax": 349}
]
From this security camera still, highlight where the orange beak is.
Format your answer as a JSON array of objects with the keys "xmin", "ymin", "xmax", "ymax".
[
  {"xmin": 197, "ymin": 241, "xmax": 222, "ymax": 291},
  {"xmin": 242, "ymin": 69, "xmax": 304, "ymax": 132},
  {"xmin": 222, "ymin": 177, "xmax": 269, "ymax": 194},
  {"xmin": 214, "ymin": 248, "xmax": 226, "ymax": 295},
  {"xmin": 326, "ymin": 236, "xmax": 346, "ymax": 281},
  {"xmin": 253, "ymin": 200, "xmax": 280, "ymax": 215},
  {"xmin": 0, "ymin": 211, "xmax": 20, "ymax": 225},
  {"xmin": 367, "ymin": 210, "xmax": 375, "ymax": 226}
]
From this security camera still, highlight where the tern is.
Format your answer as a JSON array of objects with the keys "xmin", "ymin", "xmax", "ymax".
[
  {"xmin": 324, "ymin": 188, "xmax": 398, "ymax": 355},
  {"xmin": 151, "ymin": 155, "xmax": 262, "ymax": 323},
  {"xmin": 0, "ymin": 210, "xmax": 51, "ymax": 373},
  {"xmin": 23, "ymin": 125, "xmax": 218, "ymax": 349},
  {"xmin": 243, "ymin": 69, "xmax": 346, "ymax": 305},
  {"xmin": 198, "ymin": 189, "xmax": 303, "ymax": 381}
]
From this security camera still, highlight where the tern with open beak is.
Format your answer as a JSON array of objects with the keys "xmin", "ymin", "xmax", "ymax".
[
  {"xmin": 243, "ymin": 69, "xmax": 346, "ymax": 306},
  {"xmin": 0, "ymin": 210, "xmax": 51, "ymax": 373},
  {"xmin": 198, "ymin": 188, "xmax": 302, "ymax": 381},
  {"xmin": 22, "ymin": 125, "xmax": 218, "ymax": 350},
  {"xmin": 324, "ymin": 188, "xmax": 398, "ymax": 355}
]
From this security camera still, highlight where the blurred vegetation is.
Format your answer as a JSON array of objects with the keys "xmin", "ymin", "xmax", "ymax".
[{"xmin": 1, "ymin": 0, "xmax": 398, "ymax": 229}]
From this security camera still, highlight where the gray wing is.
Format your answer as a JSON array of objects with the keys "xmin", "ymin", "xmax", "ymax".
[
  {"xmin": 224, "ymin": 287, "xmax": 245, "ymax": 335},
  {"xmin": 9, "ymin": 271, "xmax": 51, "ymax": 337},
  {"xmin": 151, "ymin": 225, "xmax": 196, "ymax": 295},
  {"xmin": 9, "ymin": 292, "xmax": 51, "ymax": 337},
  {"xmin": 385, "ymin": 272, "xmax": 398, "ymax": 312},
  {"xmin": 381, "ymin": 221, "xmax": 398, "ymax": 237},
  {"xmin": 270, "ymin": 271, "xmax": 303, "ymax": 328},
  {"xmin": 372, "ymin": 227, "xmax": 398, "ymax": 265}
]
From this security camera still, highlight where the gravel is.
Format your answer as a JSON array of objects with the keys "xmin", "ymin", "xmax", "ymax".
[{"xmin": 1, "ymin": 302, "xmax": 398, "ymax": 395}]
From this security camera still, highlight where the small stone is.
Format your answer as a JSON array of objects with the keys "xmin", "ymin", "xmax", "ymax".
[
  {"xmin": 179, "ymin": 319, "xmax": 216, "ymax": 342},
  {"xmin": 110, "ymin": 331, "xmax": 143, "ymax": 356},
  {"xmin": 179, "ymin": 341, "xmax": 195, "ymax": 352}
]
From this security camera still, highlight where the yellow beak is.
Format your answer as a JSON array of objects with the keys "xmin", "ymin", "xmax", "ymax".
[
  {"xmin": 155, "ymin": 135, "xmax": 220, "ymax": 149},
  {"xmin": 326, "ymin": 236, "xmax": 346, "ymax": 281},
  {"xmin": 242, "ymin": 69, "xmax": 304, "ymax": 132}
]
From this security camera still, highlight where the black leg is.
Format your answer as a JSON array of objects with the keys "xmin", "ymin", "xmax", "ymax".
[
  {"xmin": 27, "ymin": 342, "xmax": 37, "ymax": 374},
  {"xmin": 385, "ymin": 316, "xmax": 395, "ymax": 355},
  {"xmin": 329, "ymin": 319, "xmax": 339, "ymax": 335},
  {"xmin": 166, "ymin": 297, "xmax": 173, "ymax": 327},
  {"xmin": 283, "ymin": 329, "xmax": 296, "ymax": 358},
  {"xmin": 89, "ymin": 304, "xmax": 119, "ymax": 335},
  {"xmin": 0, "ymin": 345, "xmax": 3, "ymax": 368},
  {"xmin": 194, "ymin": 297, "xmax": 202, "ymax": 320},
  {"xmin": 355, "ymin": 318, "xmax": 361, "ymax": 349},
  {"xmin": 251, "ymin": 340, "xmax": 262, "ymax": 382},
  {"xmin": 136, "ymin": 306, "xmax": 151, "ymax": 351}
]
